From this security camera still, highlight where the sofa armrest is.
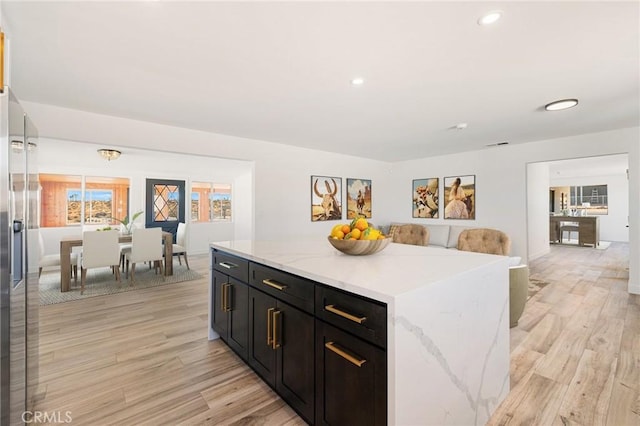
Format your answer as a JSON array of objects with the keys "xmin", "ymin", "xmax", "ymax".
[{"xmin": 509, "ymin": 264, "xmax": 529, "ymax": 327}]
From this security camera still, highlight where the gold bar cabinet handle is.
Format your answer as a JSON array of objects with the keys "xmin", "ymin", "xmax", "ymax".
[
  {"xmin": 221, "ymin": 283, "xmax": 228, "ymax": 311},
  {"xmin": 325, "ymin": 342, "xmax": 367, "ymax": 367},
  {"xmin": 267, "ymin": 308, "xmax": 274, "ymax": 346},
  {"xmin": 325, "ymin": 304, "xmax": 367, "ymax": 324},
  {"xmin": 263, "ymin": 279, "xmax": 287, "ymax": 291},
  {"xmin": 225, "ymin": 284, "xmax": 232, "ymax": 312},
  {"xmin": 272, "ymin": 310, "xmax": 281, "ymax": 349},
  {"xmin": 218, "ymin": 261, "xmax": 237, "ymax": 269}
]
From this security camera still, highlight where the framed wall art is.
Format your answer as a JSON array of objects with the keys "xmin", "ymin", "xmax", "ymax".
[
  {"xmin": 346, "ymin": 178, "xmax": 372, "ymax": 219},
  {"xmin": 444, "ymin": 175, "xmax": 475, "ymax": 220},
  {"xmin": 412, "ymin": 178, "xmax": 439, "ymax": 218},
  {"xmin": 311, "ymin": 176, "xmax": 342, "ymax": 221}
]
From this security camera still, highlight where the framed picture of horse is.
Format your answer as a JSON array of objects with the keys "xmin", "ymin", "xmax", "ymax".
[
  {"xmin": 412, "ymin": 178, "xmax": 439, "ymax": 218},
  {"xmin": 346, "ymin": 178, "xmax": 372, "ymax": 219},
  {"xmin": 311, "ymin": 176, "xmax": 342, "ymax": 221},
  {"xmin": 444, "ymin": 175, "xmax": 475, "ymax": 220}
]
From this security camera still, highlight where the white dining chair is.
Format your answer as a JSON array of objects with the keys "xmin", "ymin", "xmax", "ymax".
[
  {"xmin": 38, "ymin": 232, "xmax": 79, "ymax": 284},
  {"xmin": 125, "ymin": 227, "xmax": 164, "ymax": 284},
  {"xmin": 80, "ymin": 230, "xmax": 121, "ymax": 294},
  {"xmin": 172, "ymin": 222, "xmax": 190, "ymax": 270}
]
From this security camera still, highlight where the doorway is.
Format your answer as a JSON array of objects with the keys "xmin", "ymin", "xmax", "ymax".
[{"xmin": 145, "ymin": 178, "xmax": 185, "ymax": 242}]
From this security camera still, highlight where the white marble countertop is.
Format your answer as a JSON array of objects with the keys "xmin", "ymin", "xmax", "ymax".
[{"xmin": 210, "ymin": 239, "xmax": 507, "ymax": 303}]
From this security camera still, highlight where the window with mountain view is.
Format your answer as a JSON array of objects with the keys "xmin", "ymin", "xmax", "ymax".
[
  {"xmin": 191, "ymin": 182, "xmax": 231, "ymax": 222},
  {"xmin": 40, "ymin": 174, "xmax": 130, "ymax": 227}
]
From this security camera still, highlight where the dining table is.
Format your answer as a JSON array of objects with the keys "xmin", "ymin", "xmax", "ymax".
[{"xmin": 59, "ymin": 231, "xmax": 174, "ymax": 292}]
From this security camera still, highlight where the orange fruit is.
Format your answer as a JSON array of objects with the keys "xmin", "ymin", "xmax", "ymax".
[
  {"xmin": 335, "ymin": 230, "xmax": 345, "ymax": 240},
  {"xmin": 341, "ymin": 224, "xmax": 351, "ymax": 234},
  {"xmin": 350, "ymin": 228, "xmax": 362, "ymax": 240},
  {"xmin": 330, "ymin": 224, "xmax": 343, "ymax": 238},
  {"xmin": 355, "ymin": 218, "xmax": 368, "ymax": 231}
]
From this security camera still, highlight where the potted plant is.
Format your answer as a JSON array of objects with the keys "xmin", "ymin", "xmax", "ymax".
[{"xmin": 111, "ymin": 210, "xmax": 143, "ymax": 235}]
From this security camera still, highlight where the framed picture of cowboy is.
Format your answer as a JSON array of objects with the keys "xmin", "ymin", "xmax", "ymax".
[
  {"xmin": 311, "ymin": 175, "xmax": 343, "ymax": 221},
  {"xmin": 444, "ymin": 175, "xmax": 475, "ymax": 220},
  {"xmin": 346, "ymin": 178, "xmax": 372, "ymax": 219},
  {"xmin": 412, "ymin": 178, "xmax": 439, "ymax": 218}
]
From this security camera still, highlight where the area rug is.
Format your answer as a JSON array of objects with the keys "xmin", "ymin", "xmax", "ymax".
[
  {"xmin": 527, "ymin": 278, "xmax": 550, "ymax": 300},
  {"xmin": 39, "ymin": 266, "xmax": 202, "ymax": 305}
]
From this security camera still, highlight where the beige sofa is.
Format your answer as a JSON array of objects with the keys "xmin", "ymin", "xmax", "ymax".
[{"xmin": 387, "ymin": 223, "xmax": 468, "ymax": 249}]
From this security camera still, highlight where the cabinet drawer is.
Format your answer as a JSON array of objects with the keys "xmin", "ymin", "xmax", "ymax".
[
  {"xmin": 212, "ymin": 250, "xmax": 249, "ymax": 283},
  {"xmin": 250, "ymin": 263, "xmax": 314, "ymax": 314},
  {"xmin": 316, "ymin": 285, "xmax": 387, "ymax": 349}
]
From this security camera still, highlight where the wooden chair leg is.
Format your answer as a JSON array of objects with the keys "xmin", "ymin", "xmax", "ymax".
[
  {"xmin": 80, "ymin": 268, "xmax": 87, "ymax": 295},
  {"xmin": 115, "ymin": 265, "xmax": 121, "ymax": 287},
  {"xmin": 38, "ymin": 267, "xmax": 42, "ymax": 278},
  {"xmin": 73, "ymin": 265, "xmax": 78, "ymax": 285},
  {"xmin": 183, "ymin": 253, "xmax": 190, "ymax": 270},
  {"xmin": 130, "ymin": 263, "xmax": 136, "ymax": 286}
]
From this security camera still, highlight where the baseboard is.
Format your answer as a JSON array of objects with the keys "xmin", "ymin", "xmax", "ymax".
[{"xmin": 528, "ymin": 246, "xmax": 550, "ymax": 262}]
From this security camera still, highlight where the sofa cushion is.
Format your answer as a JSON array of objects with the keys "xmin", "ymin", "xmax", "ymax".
[
  {"xmin": 447, "ymin": 226, "xmax": 470, "ymax": 248},
  {"xmin": 424, "ymin": 224, "xmax": 450, "ymax": 247},
  {"xmin": 392, "ymin": 224, "xmax": 430, "ymax": 246},
  {"xmin": 457, "ymin": 228, "xmax": 511, "ymax": 255},
  {"xmin": 387, "ymin": 223, "xmax": 406, "ymax": 240}
]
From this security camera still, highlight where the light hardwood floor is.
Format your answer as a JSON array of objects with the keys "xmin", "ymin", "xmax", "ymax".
[{"xmin": 35, "ymin": 244, "xmax": 639, "ymax": 425}]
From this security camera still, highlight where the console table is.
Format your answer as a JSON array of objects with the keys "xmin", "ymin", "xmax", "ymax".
[{"xmin": 550, "ymin": 216, "xmax": 600, "ymax": 247}]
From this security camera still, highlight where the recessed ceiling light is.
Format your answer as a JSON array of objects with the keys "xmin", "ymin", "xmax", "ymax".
[
  {"xmin": 544, "ymin": 98, "xmax": 579, "ymax": 111},
  {"xmin": 455, "ymin": 123, "xmax": 468, "ymax": 130},
  {"xmin": 351, "ymin": 77, "xmax": 364, "ymax": 86},
  {"xmin": 478, "ymin": 11, "xmax": 502, "ymax": 26}
]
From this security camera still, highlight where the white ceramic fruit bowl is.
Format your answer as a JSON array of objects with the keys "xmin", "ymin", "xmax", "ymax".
[{"xmin": 327, "ymin": 236, "xmax": 391, "ymax": 256}]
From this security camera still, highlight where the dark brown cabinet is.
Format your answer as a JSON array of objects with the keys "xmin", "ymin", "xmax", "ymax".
[
  {"xmin": 211, "ymin": 250, "xmax": 250, "ymax": 360},
  {"xmin": 316, "ymin": 321, "xmax": 387, "ymax": 426},
  {"xmin": 248, "ymin": 287, "xmax": 315, "ymax": 423},
  {"xmin": 315, "ymin": 285, "xmax": 387, "ymax": 426},
  {"xmin": 210, "ymin": 248, "xmax": 388, "ymax": 425}
]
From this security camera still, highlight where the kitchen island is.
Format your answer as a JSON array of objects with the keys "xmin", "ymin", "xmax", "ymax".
[{"xmin": 209, "ymin": 239, "xmax": 510, "ymax": 425}]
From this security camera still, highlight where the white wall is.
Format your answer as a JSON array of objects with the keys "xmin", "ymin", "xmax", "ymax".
[
  {"xmin": 390, "ymin": 127, "xmax": 639, "ymax": 294},
  {"xmin": 36, "ymin": 138, "xmax": 254, "ymax": 256},
  {"xmin": 25, "ymin": 103, "xmax": 393, "ymax": 251},
  {"xmin": 23, "ymin": 102, "xmax": 640, "ymax": 294},
  {"xmin": 526, "ymin": 162, "xmax": 551, "ymax": 260},
  {"xmin": 550, "ymin": 174, "xmax": 629, "ymax": 243}
]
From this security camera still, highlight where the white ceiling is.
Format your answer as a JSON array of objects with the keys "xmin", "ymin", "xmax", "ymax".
[{"xmin": 2, "ymin": 1, "xmax": 639, "ymax": 162}]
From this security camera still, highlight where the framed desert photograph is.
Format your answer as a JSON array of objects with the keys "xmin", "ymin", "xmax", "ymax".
[
  {"xmin": 444, "ymin": 175, "xmax": 475, "ymax": 220},
  {"xmin": 311, "ymin": 176, "xmax": 342, "ymax": 221},
  {"xmin": 412, "ymin": 178, "xmax": 439, "ymax": 218},
  {"xmin": 346, "ymin": 178, "xmax": 372, "ymax": 219}
]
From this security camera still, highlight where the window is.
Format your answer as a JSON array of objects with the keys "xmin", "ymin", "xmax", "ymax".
[
  {"xmin": 570, "ymin": 184, "xmax": 608, "ymax": 215},
  {"xmin": 191, "ymin": 192, "xmax": 200, "ymax": 221},
  {"xmin": 210, "ymin": 184, "xmax": 232, "ymax": 221},
  {"xmin": 40, "ymin": 174, "xmax": 130, "ymax": 227},
  {"xmin": 153, "ymin": 183, "xmax": 180, "ymax": 221},
  {"xmin": 191, "ymin": 181, "xmax": 231, "ymax": 222}
]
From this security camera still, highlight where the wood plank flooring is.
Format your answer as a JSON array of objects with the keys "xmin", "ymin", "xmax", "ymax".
[{"xmin": 34, "ymin": 244, "xmax": 639, "ymax": 425}]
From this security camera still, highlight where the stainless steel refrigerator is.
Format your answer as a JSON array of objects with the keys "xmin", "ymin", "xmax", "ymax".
[{"xmin": 1, "ymin": 88, "xmax": 39, "ymax": 425}]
